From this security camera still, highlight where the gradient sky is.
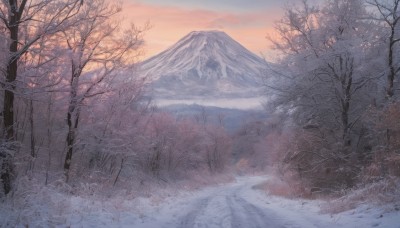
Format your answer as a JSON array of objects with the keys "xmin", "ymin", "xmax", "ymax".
[{"xmin": 122, "ymin": 0, "xmax": 286, "ymax": 60}]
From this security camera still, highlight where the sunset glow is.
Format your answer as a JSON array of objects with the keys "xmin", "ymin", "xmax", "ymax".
[{"xmin": 121, "ymin": 0, "xmax": 284, "ymax": 59}]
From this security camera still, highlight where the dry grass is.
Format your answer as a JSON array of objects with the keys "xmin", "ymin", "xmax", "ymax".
[
  {"xmin": 258, "ymin": 176, "xmax": 313, "ymax": 199},
  {"xmin": 321, "ymin": 176, "xmax": 400, "ymax": 214}
]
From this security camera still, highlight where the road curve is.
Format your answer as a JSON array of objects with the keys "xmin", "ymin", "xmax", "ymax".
[
  {"xmin": 177, "ymin": 180, "xmax": 287, "ymax": 228},
  {"xmin": 133, "ymin": 176, "xmax": 335, "ymax": 228}
]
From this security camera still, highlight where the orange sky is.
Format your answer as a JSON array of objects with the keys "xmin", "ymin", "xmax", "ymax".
[{"xmin": 120, "ymin": 1, "xmax": 283, "ymax": 60}]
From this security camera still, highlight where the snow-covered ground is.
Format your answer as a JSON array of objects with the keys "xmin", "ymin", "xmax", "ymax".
[{"xmin": 2, "ymin": 175, "xmax": 399, "ymax": 227}]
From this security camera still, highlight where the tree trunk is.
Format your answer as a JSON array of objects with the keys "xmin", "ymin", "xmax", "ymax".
[
  {"xmin": 29, "ymin": 100, "xmax": 36, "ymax": 171},
  {"xmin": 45, "ymin": 99, "xmax": 53, "ymax": 185},
  {"xmin": 387, "ymin": 25, "xmax": 396, "ymax": 98},
  {"xmin": 63, "ymin": 71, "xmax": 80, "ymax": 182},
  {"xmin": 113, "ymin": 158, "xmax": 124, "ymax": 186},
  {"xmin": 64, "ymin": 124, "xmax": 74, "ymax": 182},
  {"xmin": 64, "ymin": 105, "xmax": 79, "ymax": 182},
  {"xmin": 340, "ymin": 56, "xmax": 353, "ymax": 148},
  {"xmin": 384, "ymin": 0, "xmax": 400, "ymax": 98},
  {"xmin": 1, "ymin": 0, "xmax": 20, "ymax": 195}
]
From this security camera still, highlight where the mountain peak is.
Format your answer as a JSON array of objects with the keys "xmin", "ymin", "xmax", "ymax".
[
  {"xmin": 178, "ymin": 30, "xmax": 232, "ymax": 47},
  {"xmin": 188, "ymin": 30, "xmax": 226, "ymax": 35},
  {"xmin": 140, "ymin": 31, "xmax": 267, "ymax": 99},
  {"xmin": 186, "ymin": 30, "xmax": 228, "ymax": 37}
]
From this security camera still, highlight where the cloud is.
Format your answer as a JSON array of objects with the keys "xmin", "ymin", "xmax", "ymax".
[
  {"xmin": 130, "ymin": 0, "xmax": 282, "ymax": 12},
  {"xmin": 120, "ymin": 1, "xmax": 281, "ymax": 58}
]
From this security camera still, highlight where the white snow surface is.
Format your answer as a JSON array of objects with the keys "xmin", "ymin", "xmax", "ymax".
[{"xmin": 2, "ymin": 175, "xmax": 399, "ymax": 227}]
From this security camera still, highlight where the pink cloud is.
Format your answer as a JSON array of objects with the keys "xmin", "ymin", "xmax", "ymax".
[{"xmin": 120, "ymin": 1, "xmax": 281, "ymax": 59}]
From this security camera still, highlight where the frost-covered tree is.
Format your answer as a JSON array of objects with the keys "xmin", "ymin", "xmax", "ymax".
[
  {"xmin": 266, "ymin": 0, "xmax": 382, "ymax": 188},
  {"xmin": 269, "ymin": 0, "xmax": 377, "ymax": 145},
  {"xmin": 368, "ymin": 0, "xmax": 400, "ymax": 98},
  {"xmin": 0, "ymin": 0, "xmax": 82, "ymax": 194},
  {"xmin": 204, "ymin": 124, "xmax": 231, "ymax": 173},
  {"xmin": 60, "ymin": 0, "xmax": 145, "ymax": 181}
]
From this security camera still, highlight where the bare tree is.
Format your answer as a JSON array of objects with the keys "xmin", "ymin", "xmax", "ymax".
[
  {"xmin": 204, "ymin": 125, "xmax": 231, "ymax": 173},
  {"xmin": 368, "ymin": 0, "xmax": 400, "ymax": 98},
  {"xmin": 268, "ymin": 0, "xmax": 378, "ymax": 146},
  {"xmin": 0, "ymin": 0, "xmax": 81, "ymax": 194},
  {"xmin": 266, "ymin": 0, "xmax": 381, "ymax": 188},
  {"xmin": 61, "ymin": 0, "xmax": 145, "ymax": 181}
]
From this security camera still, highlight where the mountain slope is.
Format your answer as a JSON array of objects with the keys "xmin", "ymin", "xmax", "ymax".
[{"xmin": 140, "ymin": 31, "xmax": 267, "ymax": 99}]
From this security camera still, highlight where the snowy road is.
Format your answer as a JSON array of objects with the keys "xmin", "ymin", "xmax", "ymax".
[
  {"xmin": 132, "ymin": 176, "xmax": 337, "ymax": 228},
  {"xmin": 60, "ymin": 175, "xmax": 399, "ymax": 228},
  {"xmin": 176, "ymin": 179, "xmax": 300, "ymax": 228}
]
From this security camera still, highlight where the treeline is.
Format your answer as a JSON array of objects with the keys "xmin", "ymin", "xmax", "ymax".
[
  {"xmin": 265, "ymin": 0, "xmax": 400, "ymax": 194},
  {"xmin": 0, "ymin": 0, "xmax": 231, "ymax": 196}
]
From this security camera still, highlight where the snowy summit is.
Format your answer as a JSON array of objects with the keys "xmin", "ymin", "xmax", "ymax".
[{"xmin": 140, "ymin": 30, "xmax": 267, "ymax": 99}]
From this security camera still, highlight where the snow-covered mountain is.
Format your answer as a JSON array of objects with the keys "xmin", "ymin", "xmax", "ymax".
[{"xmin": 140, "ymin": 30, "xmax": 267, "ymax": 99}]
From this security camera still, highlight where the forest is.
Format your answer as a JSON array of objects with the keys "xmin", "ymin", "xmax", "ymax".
[
  {"xmin": 0, "ymin": 0, "xmax": 399, "ymax": 226},
  {"xmin": 264, "ymin": 0, "xmax": 400, "ymax": 196},
  {"xmin": 0, "ymin": 0, "xmax": 235, "ymax": 198}
]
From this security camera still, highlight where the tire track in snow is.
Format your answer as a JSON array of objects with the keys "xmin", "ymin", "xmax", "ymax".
[
  {"xmin": 177, "ymin": 182, "xmax": 288, "ymax": 228},
  {"xmin": 227, "ymin": 187, "xmax": 286, "ymax": 228},
  {"xmin": 144, "ymin": 176, "xmax": 336, "ymax": 228},
  {"xmin": 178, "ymin": 197, "xmax": 210, "ymax": 228}
]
